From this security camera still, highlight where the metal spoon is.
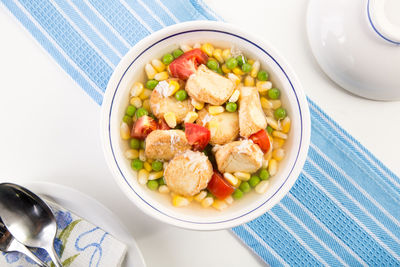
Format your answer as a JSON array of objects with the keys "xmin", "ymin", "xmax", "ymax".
[
  {"xmin": 0, "ymin": 218, "xmax": 48, "ymax": 267},
  {"xmin": 0, "ymin": 183, "xmax": 62, "ymax": 267}
]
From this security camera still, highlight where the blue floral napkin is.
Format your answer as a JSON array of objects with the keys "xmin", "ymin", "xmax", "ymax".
[
  {"xmin": 0, "ymin": 201, "xmax": 127, "ymax": 267},
  {"xmin": 1, "ymin": 0, "xmax": 400, "ymax": 265}
]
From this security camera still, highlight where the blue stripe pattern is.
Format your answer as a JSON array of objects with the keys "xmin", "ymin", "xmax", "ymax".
[{"xmin": 1, "ymin": 0, "xmax": 399, "ymax": 265}]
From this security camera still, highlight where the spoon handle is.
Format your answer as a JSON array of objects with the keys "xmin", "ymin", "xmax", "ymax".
[
  {"xmin": 46, "ymin": 245, "xmax": 63, "ymax": 267},
  {"xmin": 9, "ymin": 241, "xmax": 48, "ymax": 267}
]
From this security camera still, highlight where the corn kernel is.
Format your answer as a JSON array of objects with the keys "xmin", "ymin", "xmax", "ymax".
[
  {"xmin": 159, "ymin": 185, "xmax": 170, "ymax": 194},
  {"xmin": 191, "ymin": 98, "xmax": 204, "ymax": 110},
  {"xmin": 264, "ymin": 148, "xmax": 273, "ymax": 161},
  {"xmin": 139, "ymin": 149, "xmax": 147, "ymax": 161},
  {"xmin": 172, "ymin": 195, "xmax": 190, "ymax": 207},
  {"xmin": 273, "ymin": 131, "xmax": 288, "ymax": 140},
  {"xmin": 194, "ymin": 191, "xmax": 207, "ymax": 202},
  {"xmin": 154, "ymin": 71, "xmax": 169, "ymax": 81},
  {"xmin": 151, "ymin": 59, "xmax": 165, "ymax": 72},
  {"xmin": 147, "ymin": 158, "xmax": 154, "ymax": 163},
  {"xmin": 222, "ymin": 49, "xmax": 231, "ymax": 61},
  {"xmin": 138, "ymin": 169, "xmax": 149, "ymax": 185},
  {"xmin": 271, "ymin": 100, "xmax": 282, "ymax": 109},
  {"xmin": 250, "ymin": 60, "xmax": 260, "ymax": 78},
  {"xmin": 144, "ymin": 162, "xmax": 152, "ymax": 172},
  {"xmin": 229, "ymin": 89, "xmax": 240, "ymax": 103},
  {"xmin": 180, "ymin": 44, "xmax": 192, "ymax": 52},
  {"xmin": 255, "ymin": 180, "xmax": 270, "ymax": 194},
  {"xmin": 225, "ymin": 195, "xmax": 234, "ymax": 205},
  {"xmin": 263, "ymin": 108, "xmax": 274, "ymax": 118},
  {"xmin": 145, "ymin": 63, "xmax": 156, "ymax": 79},
  {"xmin": 149, "ymin": 171, "xmax": 164, "ymax": 180},
  {"xmin": 120, "ymin": 122, "xmax": 130, "ymax": 140},
  {"xmin": 130, "ymin": 97, "xmax": 142, "ymax": 108},
  {"xmin": 262, "ymin": 158, "xmax": 269, "ymax": 169},
  {"xmin": 257, "ymin": 81, "xmax": 272, "ymax": 94},
  {"xmin": 227, "ymin": 73, "xmax": 241, "ymax": 86},
  {"xmin": 224, "ymin": 173, "xmax": 240, "ymax": 187},
  {"xmin": 247, "ymin": 59, "xmax": 255, "ymax": 65},
  {"xmin": 125, "ymin": 149, "xmax": 139, "ymax": 159},
  {"xmin": 193, "ymin": 43, "xmax": 201, "ymax": 49},
  {"xmin": 130, "ymin": 82, "xmax": 144, "ymax": 97},
  {"xmin": 281, "ymin": 117, "xmax": 291, "ymax": 133},
  {"xmin": 244, "ymin": 75, "xmax": 255, "ymax": 86},
  {"xmin": 201, "ymin": 197, "xmax": 214, "ymax": 208},
  {"xmin": 184, "ymin": 111, "xmax": 198, "ymax": 123},
  {"xmin": 201, "ymin": 43, "xmax": 214, "ymax": 56},
  {"xmin": 142, "ymin": 99, "xmax": 151, "ymax": 112},
  {"xmin": 164, "ymin": 112, "xmax": 177, "ymax": 128},
  {"xmin": 260, "ymin": 97, "xmax": 273, "ymax": 109},
  {"xmin": 272, "ymin": 137, "xmax": 285, "ymax": 149},
  {"xmin": 266, "ymin": 116, "xmax": 281, "ymax": 130},
  {"xmin": 139, "ymin": 89, "xmax": 153, "ymax": 100},
  {"xmin": 213, "ymin": 48, "xmax": 224, "ymax": 63},
  {"xmin": 167, "ymin": 80, "xmax": 180, "ymax": 96},
  {"xmin": 212, "ymin": 199, "xmax": 228, "ymax": 211},
  {"xmin": 208, "ymin": 105, "xmax": 224, "ymax": 115},
  {"xmin": 273, "ymin": 148, "xmax": 285, "ymax": 161},
  {"xmin": 221, "ymin": 64, "xmax": 231, "ymax": 74},
  {"xmin": 234, "ymin": 172, "xmax": 251, "ymax": 181},
  {"xmin": 268, "ymin": 159, "xmax": 278, "ymax": 176},
  {"xmin": 232, "ymin": 67, "xmax": 244, "ymax": 76}
]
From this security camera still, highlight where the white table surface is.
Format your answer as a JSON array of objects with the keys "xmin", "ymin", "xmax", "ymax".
[{"xmin": 1, "ymin": 1, "xmax": 400, "ymax": 266}]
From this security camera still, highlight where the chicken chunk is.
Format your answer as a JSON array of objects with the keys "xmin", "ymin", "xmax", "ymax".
[
  {"xmin": 164, "ymin": 151, "xmax": 213, "ymax": 196},
  {"xmin": 238, "ymin": 86, "xmax": 267, "ymax": 137},
  {"xmin": 185, "ymin": 65, "xmax": 235, "ymax": 105},
  {"xmin": 214, "ymin": 140, "xmax": 263, "ymax": 173},
  {"xmin": 145, "ymin": 130, "xmax": 191, "ymax": 160},
  {"xmin": 150, "ymin": 81, "xmax": 193, "ymax": 123},
  {"xmin": 196, "ymin": 107, "xmax": 239, "ymax": 145}
]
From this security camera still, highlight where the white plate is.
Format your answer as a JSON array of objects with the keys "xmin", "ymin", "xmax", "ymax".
[{"xmin": 21, "ymin": 182, "xmax": 146, "ymax": 267}]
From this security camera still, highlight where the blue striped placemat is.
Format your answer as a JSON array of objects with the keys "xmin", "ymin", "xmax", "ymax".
[{"xmin": 2, "ymin": 1, "xmax": 399, "ymax": 265}]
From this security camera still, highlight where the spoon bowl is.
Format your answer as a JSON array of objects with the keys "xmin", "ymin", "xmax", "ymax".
[{"xmin": 0, "ymin": 183, "xmax": 62, "ymax": 267}]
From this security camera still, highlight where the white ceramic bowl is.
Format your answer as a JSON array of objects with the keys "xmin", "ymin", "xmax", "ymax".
[{"xmin": 101, "ymin": 21, "xmax": 310, "ymax": 230}]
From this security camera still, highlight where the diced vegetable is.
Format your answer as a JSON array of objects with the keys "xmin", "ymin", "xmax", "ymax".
[
  {"xmin": 131, "ymin": 159, "xmax": 144, "ymax": 171},
  {"xmin": 207, "ymin": 172, "xmax": 235, "ymax": 200},
  {"xmin": 129, "ymin": 138, "xmax": 140, "ymax": 149},
  {"xmin": 169, "ymin": 48, "xmax": 208, "ymax": 80},
  {"xmin": 162, "ymin": 53, "xmax": 174, "ymax": 65},
  {"xmin": 225, "ymin": 102, "xmax": 237, "ymax": 112},
  {"xmin": 268, "ymin": 88, "xmax": 281, "ymax": 99},
  {"xmin": 131, "ymin": 115, "xmax": 157, "ymax": 139},
  {"xmin": 249, "ymin": 129, "xmax": 271, "ymax": 153},
  {"xmin": 175, "ymin": 89, "xmax": 188, "ymax": 101},
  {"xmin": 184, "ymin": 123, "xmax": 211, "ymax": 151},
  {"xmin": 151, "ymin": 161, "xmax": 163, "ymax": 172},
  {"xmin": 257, "ymin": 70, "xmax": 269, "ymax": 81}
]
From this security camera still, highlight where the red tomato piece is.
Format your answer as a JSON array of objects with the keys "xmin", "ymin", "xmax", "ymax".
[
  {"xmin": 169, "ymin": 48, "xmax": 208, "ymax": 80},
  {"xmin": 207, "ymin": 172, "xmax": 235, "ymax": 200},
  {"xmin": 249, "ymin": 129, "xmax": 271, "ymax": 153},
  {"xmin": 184, "ymin": 123, "xmax": 211, "ymax": 151},
  {"xmin": 131, "ymin": 115, "xmax": 157, "ymax": 139},
  {"xmin": 157, "ymin": 119, "xmax": 170, "ymax": 130}
]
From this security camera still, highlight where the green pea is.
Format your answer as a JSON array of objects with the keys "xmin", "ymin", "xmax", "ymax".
[
  {"xmin": 226, "ymin": 57, "xmax": 238, "ymax": 69},
  {"xmin": 249, "ymin": 175, "xmax": 261, "ymax": 187},
  {"xmin": 259, "ymin": 169, "xmax": 270, "ymax": 180},
  {"xmin": 136, "ymin": 108, "xmax": 148, "ymax": 118},
  {"xmin": 147, "ymin": 180, "xmax": 159, "ymax": 191},
  {"xmin": 206, "ymin": 59, "xmax": 219, "ymax": 71},
  {"xmin": 274, "ymin": 107, "xmax": 287, "ymax": 120},
  {"xmin": 232, "ymin": 189, "xmax": 244, "ymax": 200},
  {"xmin": 206, "ymin": 191, "xmax": 214, "ymax": 198},
  {"xmin": 216, "ymin": 67, "xmax": 223, "ymax": 75},
  {"xmin": 239, "ymin": 181, "xmax": 251, "ymax": 193},
  {"xmin": 225, "ymin": 102, "xmax": 237, "ymax": 112},
  {"xmin": 175, "ymin": 89, "xmax": 188, "ymax": 101},
  {"xmin": 172, "ymin": 49, "xmax": 184, "ymax": 58},
  {"xmin": 152, "ymin": 161, "xmax": 163, "ymax": 172},
  {"xmin": 162, "ymin": 53, "xmax": 174, "ymax": 65},
  {"xmin": 130, "ymin": 138, "xmax": 140, "ymax": 149},
  {"xmin": 157, "ymin": 177, "xmax": 165, "ymax": 186},
  {"xmin": 257, "ymin": 70, "xmax": 269, "ymax": 81},
  {"xmin": 236, "ymin": 55, "xmax": 246, "ymax": 66},
  {"xmin": 140, "ymin": 140, "xmax": 146, "ymax": 149},
  {"xmin": 126, "ymin": 105, "xmax": 136, "ymax": 116},
  {"xmin": 241, "ymin": 63, "xmax": 252, "ymax": 73},
  {"xmin": 146, "ymin": 79, "xmax": 158, "ymax": 90},
  {"xmin": 123, "ymin": 115, "xmax": 132, "ymax": 125},
  {"xmin": 131, "ymin": 159, "xmax": 143, "ymax": 170},
  {"xmin": 266, "ymin": 125, "xmax": 274, "ymax": 135},
  {"xmin": 268, "ymin": 88, "xmax": 280, "ymax": 99}
]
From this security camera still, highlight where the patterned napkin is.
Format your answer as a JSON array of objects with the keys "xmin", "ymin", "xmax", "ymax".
[
  {"xmin": 0, "ymin": 201, "xmax": 127, "ymax": 267},
  {"xmin": 1, "ymin": 0, "xmax": 399, "ymax": 265}
]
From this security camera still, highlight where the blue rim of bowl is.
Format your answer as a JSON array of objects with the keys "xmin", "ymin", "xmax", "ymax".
[
  {"xmin": 367, "ymin": 0, "xmax": 400, "ymax": 45},
  {"xmin": 108, "ymin": 29, "xmax": 304, "ymax": 225}
]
